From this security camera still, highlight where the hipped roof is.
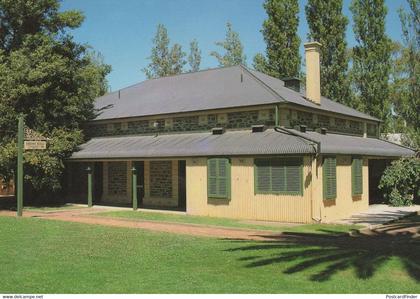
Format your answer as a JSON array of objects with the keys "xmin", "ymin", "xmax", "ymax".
[{"xmin": 93, "ymin": 65, "xmax": 380, "ymax": 122}]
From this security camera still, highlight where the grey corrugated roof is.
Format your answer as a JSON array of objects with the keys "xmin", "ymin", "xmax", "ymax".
[
  {"xmin": 94, "ymin": 65, "xmax": 379, "ymax": 122},
  {"xmin": 248, "ymin": 69, "xmax": 380, "ymax": 121},
  {"xmin": 70, "ymin": 129, "xmax": 414, "ymax": 160},
  {"xmin": 70, "ymin": 129, "xmax": 315, "ymax": 160},
  {"xmin": 285, "ymin": 129, "xmax": 415, "ymax": 157},
  {"xmin": 94, "ymin": 66, "xmax": 281, "ymax": 121}
]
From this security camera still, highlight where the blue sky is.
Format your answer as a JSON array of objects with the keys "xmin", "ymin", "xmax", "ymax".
[{"xmin": 61, "ymin": 0, "xmax": 409, "ymax": 91}]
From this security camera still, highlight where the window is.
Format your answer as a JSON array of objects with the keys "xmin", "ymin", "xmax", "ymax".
[
  {"xmin": 352, "ymin": 157, "xmax": 363, "ymax": 196},
  {"xmin": 323, "ymin": 157, "xmax": 337, "ymax": 200},
  {"xmin": 254, "ymin": 158, "xmax": 303, "ymax": 195},
  {"xmin": 207, "ymin": 158, "xmax": 231, "ymax": 199}
]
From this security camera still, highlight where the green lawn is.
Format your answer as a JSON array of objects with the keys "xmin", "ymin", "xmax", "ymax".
[
  {"xmin": 96, "ymin": 210, "xmax": 362, "ymax": 234},
  {"xmin": 0, "ymin": 216, "xmax": 419, "ymax": 293}
]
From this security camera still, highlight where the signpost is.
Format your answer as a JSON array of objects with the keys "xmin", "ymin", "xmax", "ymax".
[
  {"xmin": 24, "ymin": 140, "xmax": 47, "ymax": 150},
  {"xmin": 16, "ymin": 116, "xmax": 24, "ymax": 217},
  {"xmin": 16, "ymin": 116, "xmax": 48, "ymax": 217}
]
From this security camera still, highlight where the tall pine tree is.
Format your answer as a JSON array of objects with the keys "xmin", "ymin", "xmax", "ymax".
[
  {"xmin": 188, "ymin": 39, "xmax": 201, "ymax": 72},
  {"xmin": 210, "ymin": 22, "xmax": 246, "ymax": 67},
  {"xmin": 350, "ymin": 0, "xmax": 392, "ymax": 129},
  {"xmin": 252, "ymin": 53, "xmax": 268, "ymax": 73},
  {"xmin": 256, "ymin": 0, "xmax": 300, "ymax": 78},
  {"xmin": 392, "ymin": 0, "xmax": 420, "ymax": 147},
  {"xmin": 142, "ymin": 24, "xmax": 186, "ymax": 79},
  {"xmin": 305, "ymin": 0, "xmax": 350, "ymax": 104},
  {"xmin": 169, "ymin": 43, "xmax": 186, "ymax": 76}
]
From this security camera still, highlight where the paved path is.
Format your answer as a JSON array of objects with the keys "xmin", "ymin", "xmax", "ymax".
[
  {"xmin": 0, "ymin": 208, "xmax": 281, "ymax": 241},
  {"xmin": 331, "ymin": 204, "xmax": 420, "ymax": 228}
]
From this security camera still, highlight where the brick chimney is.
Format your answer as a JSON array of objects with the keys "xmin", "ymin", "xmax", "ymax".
[{"xmin": 304, "ymin": 41, "xmax": 322, "ymax": 104}]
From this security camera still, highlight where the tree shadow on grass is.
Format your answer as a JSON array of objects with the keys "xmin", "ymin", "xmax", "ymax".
[{"xmin": 226, "ymin": 215, "xmax": 420, "ymax": 282}]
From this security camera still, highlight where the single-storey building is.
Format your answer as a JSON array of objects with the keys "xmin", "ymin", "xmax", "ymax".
[{"xmin": 66, "ymin": 42, "xmax": 414, "ymax": 223}]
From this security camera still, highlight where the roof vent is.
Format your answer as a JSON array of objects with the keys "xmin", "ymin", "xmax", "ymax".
[
  {"xmin": 299, "ymin": 125, "xmax": 307, "ymax": 133},
  {"xmin": 211, "ymin": 127, "xmax": 225, "ymax": 135},
  {"xmin": 282, "ymin": 77, "xmax": 301, "ymax": 92},
  {"xmin": 321, "ymin": 127, "xmax": 327, "ymax": 135},
  {"xmin": 252, "ymin": 125, "xmax": 265, "ymax": 133}
]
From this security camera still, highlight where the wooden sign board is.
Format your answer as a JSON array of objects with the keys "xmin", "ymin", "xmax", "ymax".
[{"xmin": 24, "ymin": 140, "xmax": 47, "ymax": 150}]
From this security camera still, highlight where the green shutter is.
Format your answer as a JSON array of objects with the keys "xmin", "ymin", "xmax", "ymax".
[
  {"xmin": 207, "ymin": 159, "xmax": 218, "ymax": 197},
  {"xmin": 255, "ymin": 159, "xmax": 271, "ymax": 192},
  {"xmin": 323, "ymin": 157, "xmax": 337, "ymax": 200},
  {"xmin": 271, "ymin": 160, "xmax": 285, "ymax": 192},
  {"xmin": 255, "ymin": 157, "xmax": 303, "ymax": 195},
  {"xmin": 285, "ymin": 159, "xmax": 302, "ymax": 193},
  {"xmin": 207, "ymin": 158, "xmax": 230, "ymax": 199},
  {"xmin": 217, "ymin": 159, "xmax": 228, "ymax": 197},
  {"xmin": 352, "ymin": 157, "xmax": 363, "ymax": 196}
]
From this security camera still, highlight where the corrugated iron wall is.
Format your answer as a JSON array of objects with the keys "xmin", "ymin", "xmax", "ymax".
[
  {"xmin": 186, "ymin": 155, "xmax": 370, "ymax": 223},
  {"xmin": 318, "ymin": 155, "xmax": 369, "ymax": 221},
  {"xmin": 186, "ymin": 156, "xmax": 313, "ymax": 223}
]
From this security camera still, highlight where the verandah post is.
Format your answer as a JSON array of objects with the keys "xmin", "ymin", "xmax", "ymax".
[
  {"xmin": 132, "ymin": 166, "xmax": 138, "ymax": 210},
  {"xmin": 16, "ymin": 115, "xmax": 24, "ymax": 217},
  {"xmin": 86, "ymin": 166, "xmax": 93, "ymax": 207}
]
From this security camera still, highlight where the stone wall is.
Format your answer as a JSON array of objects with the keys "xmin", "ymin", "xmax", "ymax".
[
  {"xmin": 86, "ymin": 106, "xmax": 378, "ymax": 138},
  {"xmin": 317, "ymin": 114, "xmax": 330, "ymax": 128},
  {"xmin": 85, "ymin": 109, "xmax": 276, "ymax": 137},
  {"xmin": 149, "ymin": 161, "xmax": 172, "ymax": 198},
  {"xmin": 107, "ymin": 162, "xmax": 127, "ymax": 196},
  {"xmin": 289, "ymin": 110, "xmax": 366, "ymax": 136}
]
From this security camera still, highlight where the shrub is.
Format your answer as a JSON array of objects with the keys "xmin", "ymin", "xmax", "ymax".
[{"xmin": 378, "ymin": 157, "xmax": 420, "ymax": 206}]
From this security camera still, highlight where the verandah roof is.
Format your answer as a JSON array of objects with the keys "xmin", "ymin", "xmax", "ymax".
[
  {"xmin": 69, "ymin": 129, "xmax": 414, "ymax": 160},
  {"xmin": 286, "ymin": 129, "xmax": 415, "ymax": 157}
]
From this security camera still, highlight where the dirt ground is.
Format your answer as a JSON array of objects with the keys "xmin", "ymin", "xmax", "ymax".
[{"xmin": 0, "ymin": 207, "xmax": 418, "ymax": 241}]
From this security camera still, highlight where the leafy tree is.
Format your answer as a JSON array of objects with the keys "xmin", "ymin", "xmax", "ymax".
[
  {"xmin": 350, "ymin": 0, "xmax": 392, "ymax": 129},
  {"xmin": 257, "ymin": 0, "xmax": 300, "ymax": 78},
  {"xmin": 188, "ymin": 39, "xmax": 201, "ymax": 72},
  {"xmin": 389, "ymin": 0, "xmax": 420, "ymax": 148},
  {"xmin": 379, "ymin": 157, "xmax": 420, "ymax": 206},
  {"xmin": 142, "ymin": 24, "xmax": 171, "ymax": 79},
  {"xmin": 252, "ymin": 53, "xmax": 268, "ymax": 73},
  {"xmin": 305, "ymin": 0, "xmax": 351, "ymax": 104},
  {"xmin": 0, "ymin": 0, "xmax": 110, "ymax": 200},
  {"xmin": 210, "ymin": 22, "xmax": 246, "ymax": 67},
  {"xmin": 0, "ymin": 0, "xmax": 84, "ymax": 52},
  {"xmin": 142, "ymin": 24, "xmax": 186, "ymax": 79},
  {"xmin": 169, "ymin": 43, "xmax": 186, "ymax": 76}
]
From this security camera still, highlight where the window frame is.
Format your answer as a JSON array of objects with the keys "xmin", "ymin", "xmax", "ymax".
[
  {"xmin": 207, "ymin": 158, "xmax": 231, "ymax": 199},
  {"xmin": 323, "ymin": 156, "xmax": 337, "ymax": 200},
  {"xmin": 254, "ymin": 157, "xmax": 303, "ymax": 196}
]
